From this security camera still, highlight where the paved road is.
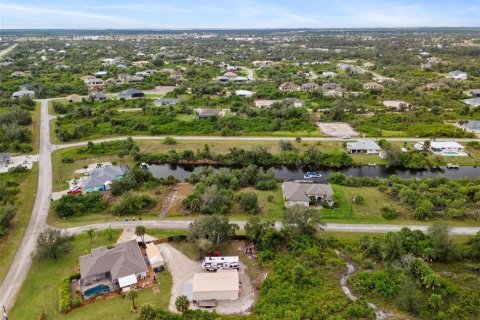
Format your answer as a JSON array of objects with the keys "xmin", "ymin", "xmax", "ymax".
[
  {"xmin": 54, "ymin": 135, "xmax": 480, "ymax": 150},
  {"xmin": 0, "ymin": 100, "xmax": 52, "ymax": 311},
  {"xmin": 66, "ymin": 220, "xmax": 480, "ymax": 236}
]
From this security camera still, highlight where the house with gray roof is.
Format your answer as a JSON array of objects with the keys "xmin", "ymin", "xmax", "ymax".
[
  {"xmin": 464, "ymin": 98, "xmax": 480, "ymax": 108},
  {"xmin": 82, "ymin": 165, "xmax": 129, "ymax": 192},
  {"xmin": 155, "ymin": 98, "xmax": 179, "ymax": 106},
  {"xmin": 79, "ymin": 240, "xmax": 148, "ymax": 296},
  {"xmin": 118, "ymin": 88, "xmax": 144, "ymax": 99},
  {"xmin": 282, "ymin": 180, "xmax": 334, "ymax": 207},
  {"xmin": 12, "ymin": 89, "xmax": 35, "ymax": 98},
  {"xmin": 346, "ymin": 140, "xmax": 382, "ymax": 154},
  {"xmin": 197, "ymin": 108, "xmax": 223, "ymax": 119}
]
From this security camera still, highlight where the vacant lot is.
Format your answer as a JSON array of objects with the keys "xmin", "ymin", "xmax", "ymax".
[{"xmin": 317, "ymin": 122, "xmax": 359, "ymax": 137}]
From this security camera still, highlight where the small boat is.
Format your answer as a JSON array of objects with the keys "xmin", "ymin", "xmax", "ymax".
[
  {"xmin": 368, "ymin": 163, "xmax": 377, "ymax": 167},
  {"xmin": 304, "ymin": 172, "xmax": 322, "ymax": 179},
  {"xmin": 446, "ymin": 163, "xmax": 459, "ymax": 169}
]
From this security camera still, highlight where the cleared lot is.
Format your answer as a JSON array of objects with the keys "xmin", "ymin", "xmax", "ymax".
[
  {"xmin": 317, "ymin": 122, "xmax": 359, "ymax": 137},
  {"xmin": 159, "ymin": 243, "xmax": 255, "ymax": 314}
]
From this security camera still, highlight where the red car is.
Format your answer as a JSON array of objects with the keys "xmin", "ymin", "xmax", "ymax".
[{"xmin": 67, "ymin": 187, "xmax": 82, "ymax": 195}]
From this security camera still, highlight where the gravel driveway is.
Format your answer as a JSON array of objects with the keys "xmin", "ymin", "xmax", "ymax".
[{"xmin": 158, "ymin": 243, "xmax": 255, "ymax": 314}]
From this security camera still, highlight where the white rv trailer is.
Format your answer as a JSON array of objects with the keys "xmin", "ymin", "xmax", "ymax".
[{"xmin": 202, "ymin": 256, "xmax": 239, "ymax": 271}]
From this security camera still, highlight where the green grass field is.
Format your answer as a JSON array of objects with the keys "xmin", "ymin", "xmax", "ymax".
[{"xmin": 9, "ymin": 231, "xmax": 174, "ymax": 320}]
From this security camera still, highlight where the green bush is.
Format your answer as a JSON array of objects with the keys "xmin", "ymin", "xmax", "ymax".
[
  {"xmin": 381, "ymin": 207, "xmax": 398, "ymax": 220},
  {"xmin": 237, "ymin": 192, "xmax": 260, "ymax": 214},
  {"xmin": 58, "ymin": 276, "xmax": 71, "ymax": 314},
  {"xmin": 164, "ymin": 137, "xmax": 177, "ymax": 145},
  {"xmin": 61, "ymin": 156, "xmax": 74, "ymax": 163}
]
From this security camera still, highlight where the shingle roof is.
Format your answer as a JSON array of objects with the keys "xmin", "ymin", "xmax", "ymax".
[
  {"xmin": 282, "ymin": 181, "xmax": 334, "ymax": 202},
  {"xmin": 80, "ymin": 240, "xmax": 147, "ymax": 282},
  {"xmin": 82, "ymin": 165, "xmax": 128, "ymax": 189},
  {"xmin": 347, "ymin": 140, "xmax": 382, "ymax": 151}
]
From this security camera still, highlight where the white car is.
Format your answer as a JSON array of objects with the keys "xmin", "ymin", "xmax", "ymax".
[{"xmin": 341, "ymin": 135, "xmax": 351, "ymax": 139}]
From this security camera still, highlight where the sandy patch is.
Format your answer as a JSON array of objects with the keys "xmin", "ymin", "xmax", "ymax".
[{"xmin": 317, "ymin": 122, "xmax": 358, "ymax": 137}]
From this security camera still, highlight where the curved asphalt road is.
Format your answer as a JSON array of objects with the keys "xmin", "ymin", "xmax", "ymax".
[{"xmin": 1, "ymin": 98, "xmax": 480, "ymax": 313}]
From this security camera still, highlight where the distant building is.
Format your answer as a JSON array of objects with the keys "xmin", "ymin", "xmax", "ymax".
[
  {"xmin": 11, "ymin": 71, "xmax": 26, "ymax": 77},
  {"xmin": 322, "ymin": 71, "xmax": 337, "ymax": 78},
  {"xmin": 84, "ymin": 77, "xmax": 104, "ymax": 86},
  {"xmin": 90, "ymin": 93, "xmax": 107, "ymax": 101},
  {"xmin": 363, "ymin": 82, "xmax": 384, "ymax": 90},
  {"xmin": 282, "ymin": 180, "xmax": 334, "ymax": 207},
  {"xmin": 430, "ymin": 141, "xmax": 465, "ymax": 155},
  {"xmin": 425, "ymin": 82, "xmax": 449, "ymax": 90},
  {"xmin": 235, "ymin": 90, "xmax": 254, "ymax": 97},
  {"xmin": 154, "ymin": 98, "xmax": 179, "ymax": 106},
  {"xmin": 346, "ymin": 140, "xmax": 382, "ymax": 154},
  {"xmin": 66, "ymin": 94, "xmax": 82, "ymax": 103},
  {"xmin": 301, "ymin": 82, "xmax": 320, "ymax": 91},
  {"xmin": 278, "ymin": 82, "xmax": 300, "ymax": 91},
  {"xmin": 118, "ymin": 88, "xmax": 144, "ymax": 99},
  {"xmin": 469, "ymin": 89, "xmax": 480, "ymax": 97},
  {"xmin": 449, "ymin": 70, "xmax": 468, "ymax": 81},
  {"xmin": 284, "ymin": 98, "xmax": 303, "ymax": 107},
  {"xmin": 254, "ymin": 100, "xmax": 278, "ymax": 109},
  {"xmin": 12, "ymin": 89, "xmax": 35, "ymax": 98},
  {"xmin": 197, "ymin": 108, "xmax": 223, "ymax": 119}
]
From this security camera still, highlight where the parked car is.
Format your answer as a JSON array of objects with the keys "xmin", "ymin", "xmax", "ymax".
[
  {"xmin": 342, "ymin": 135, "xmax": 351, "ymax": 139},
  {"xmin": 67, "ymin": 187, "xmax": 82, "ymax": 195}
]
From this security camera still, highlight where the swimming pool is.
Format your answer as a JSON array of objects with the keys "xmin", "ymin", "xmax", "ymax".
[{"xmin": 84, "ymin": 284, "xmax": 110, "ymax": 296}]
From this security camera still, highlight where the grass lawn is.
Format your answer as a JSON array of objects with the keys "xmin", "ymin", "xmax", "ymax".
[
  {"xmin": 0, "ymin": 165, "xmax": 39, "ymax": 283},
  {"xmin": 323, "ymin": 185, "xmax": 409, "ymax": 223},
  {"xmin": 9, "ymin": 231, "xmax": 174, "ymax": 320}
]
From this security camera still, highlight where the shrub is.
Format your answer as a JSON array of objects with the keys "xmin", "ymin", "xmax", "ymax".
[
  {"xmin": 353, "ymin": 195, "xmax": 365, "ymax": 205},
  {"xmin": 61, "ymin": 156, "xmax": 74, "ymax": 163},
  {"xmin": 238, "ymin": 192, "xmax": 260, "ymax": 214},
  {"xmin": 381, "ymin": 207, "xmax": 398, "ymax": 220},
  {"xmin": 58, "ymin": 276, "xmax": 71, "ymax": 313},
  {"xmin": 164, "ymin": 137, "xmax": 177, "ymax": 145}
]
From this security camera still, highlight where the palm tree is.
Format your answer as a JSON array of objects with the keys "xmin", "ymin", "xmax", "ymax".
[
  {"xmin": 135, "ymin": 225, "xmax": 146, "ymax": 244},
  {"xmin": 175, "ymin": 295, "xmax": 190, "ymax": 314},
  {"xmin": 103, "ymin": 226, "xmax": 115, "ymax": 241},
  {"xmin": 85, "ymin": 227, "xmax": 95, "ymax": 243},
  {"xmin": 126, "ymin": 289, "xmax": 138, "ymax": 310}
]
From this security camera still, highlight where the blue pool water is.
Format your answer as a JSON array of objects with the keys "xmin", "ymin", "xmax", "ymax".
[{"xmin": 84, "ymin": 284, "xmax": 110, "ymax": 296}]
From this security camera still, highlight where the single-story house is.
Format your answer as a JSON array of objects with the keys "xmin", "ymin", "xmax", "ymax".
[
  {"xmin": 85, "ymin": 77, "xmax": 104, "ymax": 86},
  {"xmin": 118, "ymin": 88, "xmax": 144, "ymax": 99},
  {"xmin": 323, "ymin": 82, "xmax": 341, "ymax": 91},
  {"xmin": 278, "ymin": 82, "xmax": 300, "ymax": 91},
  {"xmin": 254, "ymin": 100, "xmax": 278, "ymax": 109},
  {"xmin": 464, "ymin": 98, "xmax": 480, "ymax": 108},
  {"xmin": 82, "ymin": 165, "xmax": 129, "ymax": 192},
  {"xmin": 66, "ymin": 94, "xmax": 82, "ymax": 103},
  {"xmin": 145, "ymin": 243, "xmax": 165, "ymax": 272},
  {"xmin": 79, "ymin": 240, "xmax": 148, "ymax": 296},
  {"xmin": 430, "ymin": 141, "xmax": 465, "ymax": 154},
  {"xmin": 282, "ymin": 180, "xmax": 335, "ymax": 207},
  {"xmin": 284, "ymin": 98, "xmax": 303, "ymax": 107},
  {"xmin": 373, "ymin": 76, "xmax": 397, "ymax": 84},
  {"xmin": 192, "ymin": 270, "xmax": 239, "ymax": 301},
  {"xmin": 383, "ymin": 100, "xmax": 410, "ymax": 110},
  {"xmin": 449, "ymin": 70, "xmax": 468, "ymax": 80},
  {"xmin": 80, "ymin": 75, "xmax": 95, "ymax": 82},
  {"xmin": 363, "ymin": 62, "xmax": 375, "ymax": 68},
  {"xmin": 235, "ymin": 90, "xmax": 254, "ymax": 98},
  {"xmin": 12, "ymin": 89, "xmax": 35, "ymax": 98},
  {"xmin": 154, "ymin": 98, "xmax": 179, "ymax": 106},
  {"xmin": 346, "ymin": 140, "xmax": 382, "ymax": 154},
  {"xmin": 223, "ymin": 72, "xmax": 238, "ymax": 79},
  {"xmin": 126, "ymin": 75, "xmax": 144, "ymax": 83},
  {"xmin": 90, "ymin": 93, "xmax": 107, "ymax": 101},
  {"xmin": 301, "ymin": 82, "xmax": 320, "ymax": 91},
  {"xmin": 363, "ymin": 82, "xmax": 384, "ymax": 90},
  {"xmin": 0, "ymin": 153, "xmax": 12, "ymax": 166},
  {"xmin": 322, "ymin": 71, "xmax": 337, "ymax": 78},
  {"xmin": 197, "ymin": 108, "xmax": 222, "ymax": 119}
]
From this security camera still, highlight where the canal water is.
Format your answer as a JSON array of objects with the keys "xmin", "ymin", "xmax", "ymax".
[{"xmin": 147, "ymin": 163, "xmax": 480, "ymax": 180}]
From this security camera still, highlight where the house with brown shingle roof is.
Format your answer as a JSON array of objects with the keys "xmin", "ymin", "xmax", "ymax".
[
  {"xmin": 278, "ymin": 82, "xmax": 300, "ymax": 91},
  {"xmin": 282, "ymin": 180, "xmax": 334, "ymax": 207}
]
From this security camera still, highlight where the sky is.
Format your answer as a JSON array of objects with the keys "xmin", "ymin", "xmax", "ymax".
[{"xmin": 0, "ymin": 0, "xmax": 479, "ymax": 29}]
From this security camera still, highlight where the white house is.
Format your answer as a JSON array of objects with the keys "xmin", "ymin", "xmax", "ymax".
[
  {"xmin": 235, "ymin": 90, "xmax": 254, "ymax": 97},
  {"xmin": 322, "ymin": 71, "xmax": 337, "ymax": 78},
  {"xmin": 383, "ymin": 100, "xmax": 410, "ymax": 110},
  {"xmin": 464, "ymin": 98, "xmax": 480, "ymax": 108},
  {"xmin": 430, "ymin": 141, "xmax": 466, "ymax": 156},
  {"xmin": 254, "ymin": 100, "xmax": 278, "ymax": 109},
  {"xmin": 346, "ymin": 140, "xmax": 382, "ymax": 154},
  {"xmin": 449, "ymin": 70, "xmax": 468, "ymax": 81}
]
